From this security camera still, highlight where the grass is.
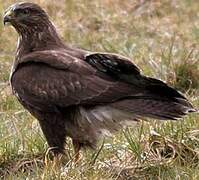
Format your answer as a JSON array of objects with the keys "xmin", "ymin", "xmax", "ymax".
[{"xmin": 0, "ymin": 0, "xmax": 198, "ymax": 179}]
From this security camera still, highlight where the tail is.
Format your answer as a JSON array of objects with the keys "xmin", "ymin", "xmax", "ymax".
[
  {"xmin": 76, "ymin": 78, "xmax": 196, "ymax": 145},
  {"xmin": 111, "ymin": 77, "xmax": 196, "ymax": 120}
]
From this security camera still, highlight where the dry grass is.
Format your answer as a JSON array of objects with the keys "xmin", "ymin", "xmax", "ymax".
[{"xmin": 0, "ymin": 0, "xmax": 198, "ymax": 179}]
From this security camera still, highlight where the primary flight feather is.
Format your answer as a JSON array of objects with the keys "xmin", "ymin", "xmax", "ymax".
[{"xmin": 3, "ymin": 2, "xmax": 195, "ymax": 159}]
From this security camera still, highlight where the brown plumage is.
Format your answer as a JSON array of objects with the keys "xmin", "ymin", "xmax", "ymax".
[{"xmin": 3, "ymin": 3, "xmax": 195, "ymax": 158}]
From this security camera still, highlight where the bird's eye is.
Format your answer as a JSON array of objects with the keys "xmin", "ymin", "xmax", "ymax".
[
  {"xmin": 22, "ymin": 9, "xmax": 30, "ymax": 15},
  {"xmin": 14, "ymin": 8, "xmax": 30, "ymax": 16}
]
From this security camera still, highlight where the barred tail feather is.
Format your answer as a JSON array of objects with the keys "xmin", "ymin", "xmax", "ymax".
[
  {"xmin": 110, "ymin": 76, "xmax": 196, "ymax": 120},
  {"xmin": 111, "ymin": 97, "xmax": 195, "ymax": 120}
]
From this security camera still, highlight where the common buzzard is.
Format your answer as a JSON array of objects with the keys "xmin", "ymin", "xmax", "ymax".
[{"xmin": 3, "ymin": 3, "xmax": 195, "ymax": 160}]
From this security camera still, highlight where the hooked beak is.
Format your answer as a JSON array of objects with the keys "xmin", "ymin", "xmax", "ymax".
[{"xmin": 3, "ymin": 8, "xmax": 14, "ymax": 26}]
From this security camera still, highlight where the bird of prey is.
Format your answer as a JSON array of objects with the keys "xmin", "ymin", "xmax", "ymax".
[{"xmin": 3, "ymin": 2, "xmax": 195, "ymax": 160}]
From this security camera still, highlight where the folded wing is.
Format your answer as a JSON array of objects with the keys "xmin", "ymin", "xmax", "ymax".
[{"xmin": 12, "ymin": 50, "xmax": 195, "ymax": 120}]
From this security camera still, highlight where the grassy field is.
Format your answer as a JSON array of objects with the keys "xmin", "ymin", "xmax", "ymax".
[{"xmin": 0, "ymin": 0, "xmax": 198, "ymax": 179}]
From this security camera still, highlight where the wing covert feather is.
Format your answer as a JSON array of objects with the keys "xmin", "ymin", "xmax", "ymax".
[{"xmin": 12, "ymin": 62, "xmax": 137, "ymax": 108}]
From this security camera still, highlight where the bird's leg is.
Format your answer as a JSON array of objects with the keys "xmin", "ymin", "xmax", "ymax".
[
  {"xmin": 37, "ymin": 114, "xmax": 67, "ymax": 161},
  {"xmin": 72, "ymin": 140, "xmax": 81, "ymax": 162}
]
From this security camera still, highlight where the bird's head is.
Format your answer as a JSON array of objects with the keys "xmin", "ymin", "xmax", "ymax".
[
  {"xmin": 3, "ymin": 2, "xmax": 64, "ymax": 51},
  {"xmin": 3, "ymin": 2, "xmax": 49, "ymax": 33}
]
